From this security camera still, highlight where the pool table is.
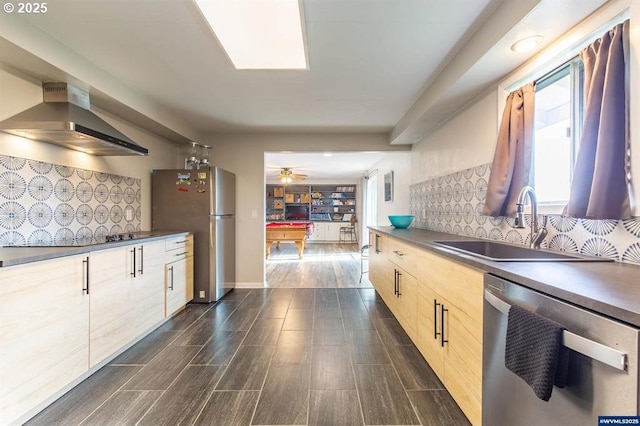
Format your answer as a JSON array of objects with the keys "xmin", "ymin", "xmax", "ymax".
[{"xmin": 265, "ymin": 221, "xmax": 313, "ymax": 259}]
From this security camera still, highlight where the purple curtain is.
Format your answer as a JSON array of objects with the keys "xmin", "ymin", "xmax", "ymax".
[
  {"xmin": 563, "ymin": 20, "xmax": 631, "ymax": 220},
  {"xmin": 483, "ymin": 83, "xmax": 535, "ymax": 217}
]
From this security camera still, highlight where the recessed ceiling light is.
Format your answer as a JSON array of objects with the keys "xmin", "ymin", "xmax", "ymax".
[
  {"xmin": 194, "ymin": 0, "xmax": 308, "ymax": 70},
  {"xmin": 323, "ymin": 152, "xmax": 333, "ymax": 157},
  {"xmin": 510, "ymin": 35, "xmax": 543, "ymax": 53}
]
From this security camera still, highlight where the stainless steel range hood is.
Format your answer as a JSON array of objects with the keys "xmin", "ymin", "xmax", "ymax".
[{"xmin": 0, "ymin": 83, "xmax": 148, "ymax": 156}]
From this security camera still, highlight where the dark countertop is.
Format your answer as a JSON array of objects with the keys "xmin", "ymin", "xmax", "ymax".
[
  {"xmin": 370, "ymin": 226, "xmax": 640, "ymax": 328},
  {"xmin": 0, "ymin": 231, "xmax": 189, "ymax": 268}
]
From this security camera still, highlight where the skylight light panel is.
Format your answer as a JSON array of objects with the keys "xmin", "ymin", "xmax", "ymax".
[{"xmin": 194, "ymin": 0, "xmax": 308, "ymax": 70}]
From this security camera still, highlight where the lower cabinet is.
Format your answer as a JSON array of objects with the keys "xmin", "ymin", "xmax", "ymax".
[
  {"xmin": 416, "ymin": 250, "xmax": 484, "ymax": 426},
  {"xmin": 391, "ymin": 266, "xmax": 418, "ymax": 340},
  {"xmin": 130, "ymin": 241, "xmax": 166, "ymax": 337},
  {"xmin": 0, "ymin": 255, "xmax": 89, "ymax": 425},
  {"xmin": 0, "ymin": 234, "xmax": 193, "ymax": 424},
  {"xmin": 368, "ymin": 231, "xmax": 484, "ymax": 426},
  {"xmin": 387, "ymin": 239, "xmax": 419, "ymax": 340},
  {"xmin": 165, "ymin": 235, "xmax": 194, "ymax": 317},
  {"xmin": 308, "ymin": 222, "xmax": 343, "ymax": 241},
  {"xmin": 89, "ymin": 246, "xmax": 133, "ymax": 367},
  {"xmin": 368, "ymin": 230, "xmax": 388, "ymax": 286},
  {"xmin": 165, "ymin": 258, "xmax": 187, "ymax": 317},
  {"xmin": 185, "ymin": 235, "xmax": 194, "ymax": 302},
  {"xmin": 90, "ymin": 241, "xmax": 167, "ymax": 367}
]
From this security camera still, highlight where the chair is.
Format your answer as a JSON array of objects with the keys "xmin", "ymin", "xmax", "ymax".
[
  {"xmin": 339, "ymin": 215, "xmax": 358, "ymax": 244},
  {"xmin": 359, "ymin": 244, "xmax": 370, "ymax": 283}
]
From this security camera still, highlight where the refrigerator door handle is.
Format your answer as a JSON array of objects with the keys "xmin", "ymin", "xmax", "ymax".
[
  {"xmin": 210, "ymin": 220, "xmax": 214, "ymax": 248},
  {"xmin": 209, "ymin": 172, "xmax": 214, "ymax": 216}
]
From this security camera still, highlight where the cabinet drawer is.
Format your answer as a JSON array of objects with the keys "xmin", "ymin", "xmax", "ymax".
[
  {"xmin": 165, "ymin": 235, "xmax": 191, "ymax": 252},
  {"xmin": 387, "ymin": 238, "xmax": 419, "ymax": 277},
  {"xmin": 165, "ymin": 235, "xmax": 193, "ymax": 261}
]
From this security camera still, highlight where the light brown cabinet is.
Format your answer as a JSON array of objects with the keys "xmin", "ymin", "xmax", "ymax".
[
  {"xmin": 0, "ymin": 255, "xmax": 89, "ymax": 425},
  {"xmin": 416, "ymin": 250, "xmax": 483, "ymax": 426},
  {"xmin": 387, "ymin": 238, "xmax": 421, "ymax": 339},
  {"xmin": 368, "ymin": 231, "xmax": 484, "ymax": 426},
  {"xmin": 368, "ymin": 230, "xmax": 388, "ymax": 287},
  {"xmin": 369, "ymin": 232, "xmax": 419, "ymax": 339}
]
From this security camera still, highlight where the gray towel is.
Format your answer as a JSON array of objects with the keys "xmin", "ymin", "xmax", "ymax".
[{"xmin": 505, "ymin": 305, "xmax": 569, "ymax": 401}]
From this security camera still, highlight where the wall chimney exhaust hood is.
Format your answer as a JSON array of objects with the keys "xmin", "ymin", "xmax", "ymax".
[{"xmin": 0, "ymin": 82, "xmax": 148, "ymax": 156}]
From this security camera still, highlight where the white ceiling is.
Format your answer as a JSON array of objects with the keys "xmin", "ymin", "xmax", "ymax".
[
  {"xmin": 265, "ymin": 151, "xmax": 392, "ymax": 181},
  {"xmin": 11, "ymin": 0, "xmax": 495, "ymax": 134},
  {"xmin": 0, "ymin": 0, "xmax": 609, "ymax": 179}
]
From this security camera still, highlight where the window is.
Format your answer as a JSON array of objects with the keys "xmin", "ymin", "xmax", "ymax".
[{"xmin": 533, "ymin": 58, "xmax": 584, "ymax": 208}]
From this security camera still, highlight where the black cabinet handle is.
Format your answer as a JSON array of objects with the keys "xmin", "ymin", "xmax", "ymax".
[
  {"xmin": 130, "ymin": 248, "xmax": 136, "ymax": 277},
  {"xmin": 393, "ymin": 270, "xmax": 396, "ymax": 295},
  {"xmin": 138, "ymin": 245, "xmax": 144, "ymax": 275},
  {"xmin": 393, "ymin": 269, "xmax": 398, "ymax": 296},
  {"xmin": 375, "ymin": 234, "xmax": 381, "ymax": 253},
  {"xmin": 441, "ymin": 304, "xmax": 449, "ymax": 347},
  {"xmin": 169, "ymin": 266, "xmax": 174, "ymax": 290},
  {"xmin": 396, "ymin": 270, "xmax": 402, "ymax": 297},
  {"xmin": 82, "ymin": 257, "xmax": 90, "ymax": 295},
  {"xmin": 434, "ymin": 299, "xmax": 440, "ymax": 340}
]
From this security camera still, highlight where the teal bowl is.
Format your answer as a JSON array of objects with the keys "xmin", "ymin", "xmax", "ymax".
[{"xmin": 388, "ymin": 215, "xmax": 415, "ymax": 229}]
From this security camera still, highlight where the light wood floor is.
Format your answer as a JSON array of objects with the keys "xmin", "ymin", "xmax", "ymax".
[{"xmin": 265, "ymin": 242, "xmax": 372, "ymax": 288}]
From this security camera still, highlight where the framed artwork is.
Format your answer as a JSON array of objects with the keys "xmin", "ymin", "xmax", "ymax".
[{"xmin": 384, "ymin": 171, "xmax": 393, "ymax": 202}]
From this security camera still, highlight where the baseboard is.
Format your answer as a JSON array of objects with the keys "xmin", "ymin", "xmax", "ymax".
[{"xmin": 234, "ymin": 281, "xmax": 266, "ymax": 289}]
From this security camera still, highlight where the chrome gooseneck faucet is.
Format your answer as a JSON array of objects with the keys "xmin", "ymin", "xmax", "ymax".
[{"xmin": 515, "ymin": 186, "xmax": 548, "ymax": 249}]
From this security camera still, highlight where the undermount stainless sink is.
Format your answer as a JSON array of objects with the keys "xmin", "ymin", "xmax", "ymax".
[{"xmin": 432, "ymin": 240, "xmax": 613, "ymax": 262}]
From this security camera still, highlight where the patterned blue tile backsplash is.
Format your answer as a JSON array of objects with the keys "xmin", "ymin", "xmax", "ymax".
[
  {"xmin": 410, "ymin": 162, "xmax": 640, "ymax": 264},
  {"xmin": 0, "ymin": 155, "xmax": 141, "ymax": 246}
]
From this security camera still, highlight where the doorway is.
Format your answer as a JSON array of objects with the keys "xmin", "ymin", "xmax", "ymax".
[{"xmin": 264, "ymin": 151, "xmax": 384, "ymax": 288}]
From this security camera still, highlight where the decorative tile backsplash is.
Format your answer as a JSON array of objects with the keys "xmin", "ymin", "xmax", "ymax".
[
  {"xmin": 409, "ymin": 162, "xmax": 640, "ymax": 265},
  {"xmin": 0, "ymin": 154, "xmax": 141, "ymax": 246}
]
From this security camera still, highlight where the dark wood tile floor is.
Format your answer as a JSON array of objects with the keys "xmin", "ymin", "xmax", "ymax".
[{"xmin": 26, "ymin": 288, "xmax": 470, "ymax": 426}]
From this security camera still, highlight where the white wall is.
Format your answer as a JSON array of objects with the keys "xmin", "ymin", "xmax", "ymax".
[
  {"xmin": 206, "ymin": 133, "xmax": 410, "ymax": 287},
  {"xmin": 0, "ymin": 68, "xmax": 181, "ymax": 230},
  {"xmin": 411, "ymin": 90, "xmax": 498, "ymax": 184},
  {"xmin": 368, "ymin": 152, "xmax": 412, "ymax": 226}
]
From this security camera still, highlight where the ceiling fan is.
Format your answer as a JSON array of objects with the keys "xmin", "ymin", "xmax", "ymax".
[{"xmin": 279, "ymin": 167, "xmax": 307, "ymax": 183}]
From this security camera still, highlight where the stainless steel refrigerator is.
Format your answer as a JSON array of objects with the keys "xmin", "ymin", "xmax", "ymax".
[{"xmin": 152, "ymin": 167, "xmax": 236, "ymax": 303}]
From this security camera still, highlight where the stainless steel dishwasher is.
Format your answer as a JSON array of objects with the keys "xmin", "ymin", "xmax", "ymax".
[{"xmin": 483, "ymin": 274, "xmax": 639, "ymax": 425}]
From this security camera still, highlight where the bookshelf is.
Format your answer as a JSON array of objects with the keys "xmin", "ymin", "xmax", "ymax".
[
  {"xmin": 265, "ymin": 184, "xmax": 356, "ymax": 222},
  {"xmin": 310, "ymin": 185, "xmax": 356, "ymax": 222},
  {"xmin": 265, "ymin": 184, "xmax": 285, "ymax": 221}
]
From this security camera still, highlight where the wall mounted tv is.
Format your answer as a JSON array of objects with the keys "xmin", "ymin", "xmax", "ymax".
[{"xmin": 285, "ymin": 205, "xmax": 309, "ymax": 220}]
